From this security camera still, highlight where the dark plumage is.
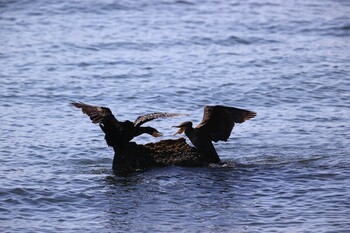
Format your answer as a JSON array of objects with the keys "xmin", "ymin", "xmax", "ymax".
[
  {"xmin": 71, "ymin": 101, "xmax": 185, "ymax": 148},
  {"xmin": 173, "ymin": 105, "xmax": 256, "ymax": 163}
]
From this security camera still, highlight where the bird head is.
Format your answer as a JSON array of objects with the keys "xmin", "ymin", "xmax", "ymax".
[
  {"xmin": 151, "ymin": 131, "xmax": 164, "ymax": 137},
  {"xmin": 172, "ymin": 121, "xmax": 193, "ymax": 135}
]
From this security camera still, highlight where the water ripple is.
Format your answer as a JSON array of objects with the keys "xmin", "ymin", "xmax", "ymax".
[{"xmin": 1, "ymin": 0, "xmax": 350, "ymax": 232}]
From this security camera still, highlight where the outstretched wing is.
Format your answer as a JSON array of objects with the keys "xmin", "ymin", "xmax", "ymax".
[
  {"xmin": 70, "ymin": 101, "xmax": 115, "ymax": 124},
  {"xmin": 196, "ymin": 105, "xmax": 256, "ymax": 142},
  {"xmin": 134, "ymin": 112, "xmax": 188, "ymax": 127}
]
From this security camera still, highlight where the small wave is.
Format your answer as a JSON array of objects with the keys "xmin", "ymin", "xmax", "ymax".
[
  {"xmin": 338, "ymin": 24, "xmax": 350, "ymax": 30},
  {"xmin": 217, "ymin": 36, "xmax": 251, "ymax": 45},
  {"xmin": 300, "ymin": 23, "xmax": 350, "ymax": 36},
  {"xmin": 191, "ymin": 35, "xmax": 279, "ymax": 46},
  {"xmin": 9, "ymin": 187, "xmax": 28, "ymax": 196},
  {"xmin": 233, "ymin": 154, "xmax": 334, "ymax": 168},
  {"xmin": 77, "ymin": 62, "xmax": 91, "ymax": 67},
  {"xmin": 209, "ymin": 160, "xmax": 238, "ymax": 168},
  {"xmin": 83, "ymin": 168, "xmax": 111, "ymax": 175},
  {"xmin": 175, "ymin": 0, "xmax": 195, "ymax": 5},
  {"xmin": 190, "ymin": 36, "xmax": 248, "ymax": 46},
  {"xmin": 100, "ymin": 2, "xmax": 133, "ymax": 11}
]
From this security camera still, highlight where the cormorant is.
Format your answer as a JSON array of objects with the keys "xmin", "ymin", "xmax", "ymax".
[
  {"xmin": 173, "ymin": 105, "xmax": 256, "ymax": 163},
  {"xmin": 71, "ymin": 101, "xmax": 185, "ymax": 148}
]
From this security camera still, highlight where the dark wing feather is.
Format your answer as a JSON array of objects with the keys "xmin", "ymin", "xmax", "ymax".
[
  {"xmin": 196, "ymin": 105, "xmax": 256, "ymax": 142},
  {"xmin": 70, "ymin": 101, "xmax": 115, "ymax": 124},
  {"xmin": 134, "ymin": 112, "xmax": 188, "ymax": 127}
]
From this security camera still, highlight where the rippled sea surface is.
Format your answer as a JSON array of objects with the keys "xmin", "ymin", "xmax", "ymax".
[{"xmin": 1, "ymin": 0, "xmax": 350, "ymax": 232}]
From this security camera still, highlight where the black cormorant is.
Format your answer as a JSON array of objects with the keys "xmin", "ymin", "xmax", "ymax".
[
  {"xmin": 173, "ymin": 105, "xmax": 256, "ymax": 163},
  {"xmin": 71, "ymin": 101, "xmax": 185, "ymax": 148}
]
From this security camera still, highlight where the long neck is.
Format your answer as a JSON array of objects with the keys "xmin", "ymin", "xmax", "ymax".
[
  {"xmin": 202, "ymin": 141, "xmax": 220, "ymax": 163},
  {"xmin": 134, "ymin": 126, "xmax": 157, "ymax": 137},
  {"xmin": 185, "ymin": 125, "xmax": 200, "ymax": 149},
  {"xmin": 184, "ymin": 126, "xmax": 195, "ymax": 141},
  {"xmin": 185, "ymin": 127, "xmax": 220, "ymax": 164}
]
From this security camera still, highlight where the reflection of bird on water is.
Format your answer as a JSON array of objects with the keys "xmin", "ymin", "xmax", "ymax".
[
  {"xmin": 173, "ymin": 105, "xmax": 257, "ymax": 163},
  {"xmin": 71, "ymin": 101, "xmax": 185, "ymax": 148}
]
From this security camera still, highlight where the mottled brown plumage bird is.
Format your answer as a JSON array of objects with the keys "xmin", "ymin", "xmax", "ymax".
[
  {"xmin": 71, "ymin": 101, "xmax": 185, "ymax": 148},
  {"xmin": 173, "ymin": 105, "xmax": 256, "ymax": 163}
]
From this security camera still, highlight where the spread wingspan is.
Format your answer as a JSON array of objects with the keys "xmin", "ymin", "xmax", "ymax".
[
  {"xmin": 70, "ymin": 101, "xmax": 115, "ymax": 124},
  {"xmin": 196, "ymin": 105, "xmax": 256, "ymax": 142},
  {"xmin": 134, "ymin": 112, "xmax": 188, "ymax": 127}
]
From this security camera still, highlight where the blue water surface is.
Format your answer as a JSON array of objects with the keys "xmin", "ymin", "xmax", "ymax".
[{"xmin": 1, "ymin": 0, "xmax": 350, "ymax": 232}]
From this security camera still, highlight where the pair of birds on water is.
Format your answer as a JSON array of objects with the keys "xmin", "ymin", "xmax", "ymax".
[{"xmin": 71, "ymin": 101, "xmax": 256, "ymax": 163}]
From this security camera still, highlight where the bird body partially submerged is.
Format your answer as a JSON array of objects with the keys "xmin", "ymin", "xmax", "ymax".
[
  {"xmin": 174, "ymin": 105, "xmax": 256, "ymax": 163},
  {"xmin": 71, "ymin": 101, "xmax": 184, "ymax": 148}
]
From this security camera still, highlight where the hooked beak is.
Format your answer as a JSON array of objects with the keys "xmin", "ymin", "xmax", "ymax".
[
  {"xmin": 172, "ymin": 126, "xmax": 185, "ymax": 136},
  {"xmin": 152, "ymin": 131, "xmax": 164, "ymax": 137}
]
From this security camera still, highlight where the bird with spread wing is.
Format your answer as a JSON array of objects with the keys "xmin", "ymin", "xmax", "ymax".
[
  {"xmin": 71, "ymin": 101, "xmax": 186, "ymax": 148},
  {"xmin": 173, "ymin": 105, "xmax": 256, "ymax": 163}
]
